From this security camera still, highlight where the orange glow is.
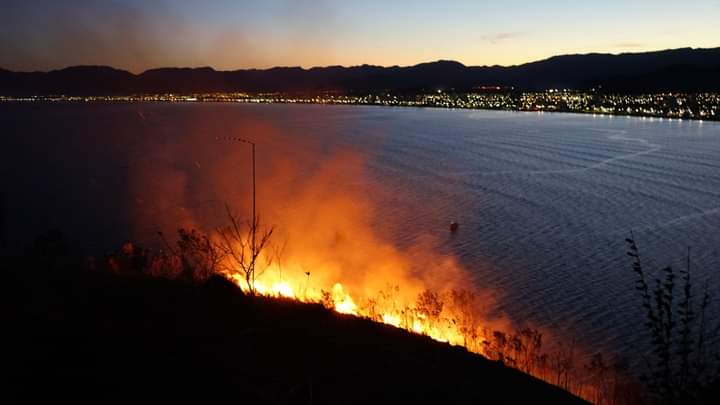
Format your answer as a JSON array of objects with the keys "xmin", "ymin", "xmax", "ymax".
[
  {"xmin": 224, "ymin": 251, "xmax": 480, "ymax": 353},
  {"xmin": 128, "ymin": 112, "xmax": 608, "ymax": 402},
  {"xmin": 331, "ymin": 283, "xmax": 358, "ymax": 315}
]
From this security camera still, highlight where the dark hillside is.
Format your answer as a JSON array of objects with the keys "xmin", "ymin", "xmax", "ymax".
[{"xmin": 4, "ymin": 252, "xmax": 585, "ymax": 404}]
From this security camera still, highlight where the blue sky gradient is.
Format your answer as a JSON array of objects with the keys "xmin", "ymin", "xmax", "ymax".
[{"xmin": 1, "ymin": 0, "xmax": 719, "ymax": 72}]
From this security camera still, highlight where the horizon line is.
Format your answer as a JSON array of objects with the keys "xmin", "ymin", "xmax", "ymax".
[{"xmin": 2, "ymin": 46, "xmax": 718, "ymax": 75}]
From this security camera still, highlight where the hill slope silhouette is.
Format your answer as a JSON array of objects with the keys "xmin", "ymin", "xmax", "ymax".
[
  {"xmin": 4, "ymin": 248, "xmax": 585, "ymax": 404},
  {"xmin": 1, "ymin": 47, "xmax": 719, "ymax": 95}
]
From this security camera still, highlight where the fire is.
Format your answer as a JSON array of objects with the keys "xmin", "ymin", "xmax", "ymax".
[
  {"xmin": 128, "ymin": 113, "xmax": 487, "ymax": 353},
  {"xmin": 381, "ymin": 313, "xmax": 401, "ymax": 328},
  {"xmin": 271, "ymin": 281, "xmax": 295, "ymax": 298},
  {"xmin": 222, "ymin": 250, "xmax": 484, "ymax": 357},
  {"xmin": 331, "ymin": 283, "xmax": 358, "ymax": 315}
]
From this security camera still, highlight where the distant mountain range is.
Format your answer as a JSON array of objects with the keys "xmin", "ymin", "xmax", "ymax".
[{"xmin": 2, "ymin": 47, "xmax": 720, "ymax": 95}]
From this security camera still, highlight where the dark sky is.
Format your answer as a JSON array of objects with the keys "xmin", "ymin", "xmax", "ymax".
[{"xmin": 2, "ymin": 0, "xmax": 719, "ymax": 72}]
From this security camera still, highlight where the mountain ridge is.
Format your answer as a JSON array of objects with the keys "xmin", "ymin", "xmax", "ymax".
[{"xmin": 1, "ymin": 47, "xmax": 719, "ymax": 95}]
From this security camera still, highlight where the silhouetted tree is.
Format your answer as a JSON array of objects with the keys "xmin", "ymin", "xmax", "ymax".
[{"xmin": 216, "ymin": 205, "xmax": 273, "ymax": 295}]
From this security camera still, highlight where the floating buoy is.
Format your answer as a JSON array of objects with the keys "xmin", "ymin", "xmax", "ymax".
[{"xmin": 450, "ymin": 221, "xmax": 459, "ymax": 232}]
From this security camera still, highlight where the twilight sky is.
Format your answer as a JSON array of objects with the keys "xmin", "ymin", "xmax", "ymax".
[{"xmin": 1, "ymin": 0, "xmax": 719, "ymax": 73}]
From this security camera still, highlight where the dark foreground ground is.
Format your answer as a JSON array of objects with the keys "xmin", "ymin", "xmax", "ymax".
[{"xmin": 3, "ymin": 253, "xmax": 585, "ymax": 404}]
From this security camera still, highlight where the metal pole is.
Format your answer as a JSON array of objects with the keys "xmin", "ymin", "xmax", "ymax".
[
  {"xmin": 216, "ymin": 136, "xmax": 258, "ymax": 290},
  {"xmin": 251, "ymin": 142, "xmax": 256, "ymax": 288}
]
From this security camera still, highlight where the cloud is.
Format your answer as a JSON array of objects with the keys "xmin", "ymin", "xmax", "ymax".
[{"xmin": 480, "ymin": 32, "xmax": 523, "ymax": 45}]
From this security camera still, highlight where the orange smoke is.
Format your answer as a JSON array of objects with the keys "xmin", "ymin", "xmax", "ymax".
[
  {"xmin": 212, "ymin": 125, "xmax": 508, "ymax": 351},
  {"xmin": 127, "ymin": 105, "xmax": 507, "ymax": 343},
  {"xmin": 125, "ymin": 105, "xmax": 610, "ymax": 402}
]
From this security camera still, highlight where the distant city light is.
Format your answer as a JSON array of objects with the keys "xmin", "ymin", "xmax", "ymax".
[{"xmin": 1, "ymin": 90, "xmax": 717, "ymax": 121}]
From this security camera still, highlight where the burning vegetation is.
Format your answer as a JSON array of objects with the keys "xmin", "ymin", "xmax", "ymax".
[
  {"xmin": 105, "ymin": 112, "xmax": 627, "ymax": 403},
  {"xmin": 152, "ymin": 208, "xmax": 511, "ymax": 364},
  {"xmin": 109, "ymin": 213, "xmax": 626, "ymax": 403},
  {"xmin": 100, "ymin": 202, "xmax": 720, "ymax": 404}
]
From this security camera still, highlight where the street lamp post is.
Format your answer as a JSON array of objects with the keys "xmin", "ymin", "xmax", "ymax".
[{"xmin": 217, "ymin": 136, "xmax": 257, "ymax": 286}]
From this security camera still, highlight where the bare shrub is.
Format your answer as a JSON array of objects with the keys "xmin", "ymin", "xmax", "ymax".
[
  {"xmin": 177, "ymin": 228, "xmax": 224, "ymax": 281},
  {"xmin": 626, "ymin": 235, "xmax": 719, "ymax": 403},
  {"xmin": 216, "ymin": 205, "xmax": 274, "ymax": 295}
]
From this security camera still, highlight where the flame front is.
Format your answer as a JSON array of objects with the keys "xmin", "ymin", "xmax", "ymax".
[{"xmin": 225, "ymin": 252, "xmax": 480, "ymax": 355}]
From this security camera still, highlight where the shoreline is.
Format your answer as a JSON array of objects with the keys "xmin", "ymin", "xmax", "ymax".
[{"xmin": 2, "ymin": 96, "xmax": 718, "ymax": 123}]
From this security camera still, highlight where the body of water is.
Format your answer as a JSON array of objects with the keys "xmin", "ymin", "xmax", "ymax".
[{"xmin": 3, "ymin": 102, "xmax": 719, "ymax": 360}]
